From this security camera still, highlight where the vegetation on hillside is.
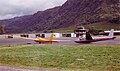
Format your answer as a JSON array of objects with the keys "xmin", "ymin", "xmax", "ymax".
[
  {"xmin": 0, "ymin": 0, "xmax": 119, "ymax": 33},
  {"xmin": 0, "ymin": 25, "xmax": 5, "ymax": 34},
  {"xmin": 84, "ymin": 21, "xmax": 120, "ymax": 34},
  {"xmin": 109, "ymin": 17, "xmax": 120, "ymax": 24}
]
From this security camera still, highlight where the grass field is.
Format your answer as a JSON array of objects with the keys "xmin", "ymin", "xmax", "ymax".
[{"xmin": 0, "ymin": 44, "xmax": 120, "ymax": 71}]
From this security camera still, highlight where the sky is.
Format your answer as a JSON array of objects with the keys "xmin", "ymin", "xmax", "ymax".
[{"xmin": 0, "ymin": 0, "xmax": 67, "ymax": 20}]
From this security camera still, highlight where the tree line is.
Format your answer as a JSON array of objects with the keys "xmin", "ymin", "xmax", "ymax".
[{"xmin": 0, "ymin": 25, "xmax": 5, "ymax": 34}]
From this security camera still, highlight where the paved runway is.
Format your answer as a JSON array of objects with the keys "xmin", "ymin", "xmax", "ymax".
[{"xmin": 0, "ymin": 37, "xmax": 120, "ymax": 45}]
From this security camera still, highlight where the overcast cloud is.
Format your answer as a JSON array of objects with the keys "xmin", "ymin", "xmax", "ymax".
[{"xmin": 0, "ymin": 0, "xmax": 67, "ymax": 20}]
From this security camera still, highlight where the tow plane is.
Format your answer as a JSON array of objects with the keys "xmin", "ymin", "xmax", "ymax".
[{"xmin": 75, "ymin": 29, "xmax": 116, "ymax": 43}]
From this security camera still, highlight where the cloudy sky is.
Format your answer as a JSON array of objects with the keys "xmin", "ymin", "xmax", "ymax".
[{"xmin": 0, "ymin": 0, "xmax": 67, "ymax": 20}]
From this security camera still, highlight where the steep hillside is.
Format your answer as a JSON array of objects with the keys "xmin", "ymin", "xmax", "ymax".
[
  {"xmin": 0, "ymin": 6, "xmax": 60, "ymax": 33},
  {"xmin": 0, "ymin": 0, "xmax": 120, "ymax": 33}
]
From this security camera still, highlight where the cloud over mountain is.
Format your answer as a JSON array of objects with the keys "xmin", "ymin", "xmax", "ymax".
[{"xmin": 0, "ymin": 0, "xmax": 67, "ymax": 20}]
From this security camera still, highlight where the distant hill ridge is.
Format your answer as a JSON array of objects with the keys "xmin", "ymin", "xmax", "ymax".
[{"xmin": 0, "ymin": 0, "xmax": 120, "ymax": 33}]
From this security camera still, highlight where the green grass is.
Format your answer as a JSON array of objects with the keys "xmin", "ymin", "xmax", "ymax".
[{"xmin": 0, "ymin": 45, "xmax": 120, "ymax": 71}]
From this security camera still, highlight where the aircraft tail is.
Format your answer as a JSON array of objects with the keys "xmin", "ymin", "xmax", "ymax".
[
  {"xmin": 49, "ymin": 33, "xmax": 54, "ymax": 41},
  {"xmin": 108, "ymin": 29, "xmax": 114, "ymax": 37},
  {"xmin": 86, "ymin": 32, "xmax": 93, "ymax": 40}
]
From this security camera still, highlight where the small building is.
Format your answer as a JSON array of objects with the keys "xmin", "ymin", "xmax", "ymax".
[
  {"xmin": 20, "ymin": 34, "xmax": 29, "ymax": 38},
  {"xmin": 104, "ymin": 30, "xmax": 120, "ymax": 35},
  {"xmin": 35, "ymin": 34, "xmax": 41, "ymax": 38},
  {"xmin": 8, "ymin": 35, "xmax": 13, "ymax": 38},
  {"xmin": 0, "ymin": 35, "xmax": 8, "ymax": 38},
  {"xmin": 41, "ymin": 33, "xmax": 62, "ymax": 38},
  {"xmin": 29, "ymin": 34, "xmax": 36, "ymax": 38},
  {"xmin": 54, "ymin": 33, "xmax": 62, "ymax": 38},
  {"xmin": 62, "ymin": 33, "xmax": 76, "ymax": 37},
  {"xmin": 74, "ymin": 26, "xmax": 88, "ymax": 37}
]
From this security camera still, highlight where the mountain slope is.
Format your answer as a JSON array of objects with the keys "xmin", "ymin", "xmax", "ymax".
[{"xmin": 0, "ymin": 0, "xmax": 120, "ymax": 33}]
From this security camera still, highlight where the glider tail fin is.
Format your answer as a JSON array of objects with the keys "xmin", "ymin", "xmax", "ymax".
[
  {"xmin": 108, "ymin": 29, "xmax": 114, "ymax": 38},
  {"xmin": 49, "ymin": 33, "xmax": 54, "ymax": 41},
  {"xmin": 86, "ymin": 32, "xmax": 93, "ymax": 40}
]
